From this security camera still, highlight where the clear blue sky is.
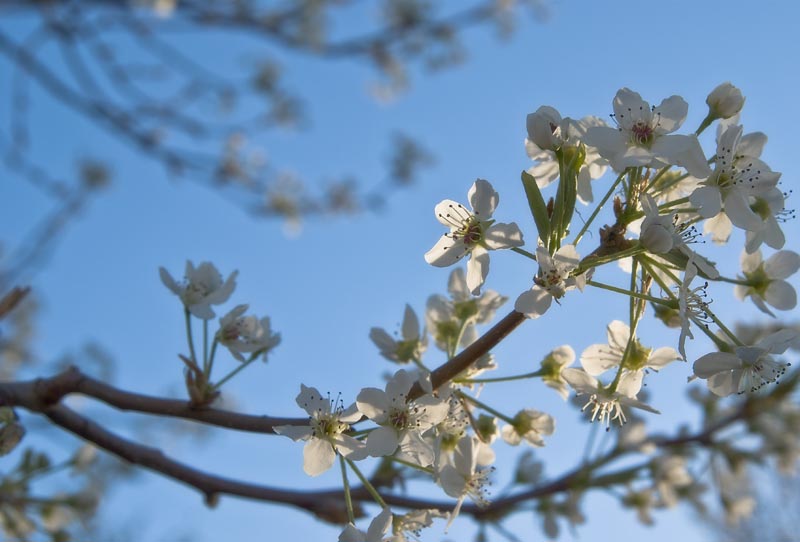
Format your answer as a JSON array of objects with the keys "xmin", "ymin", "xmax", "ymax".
[{"xmin": 2, "ymin": 0, "xmax": 799, "ymax": 540}]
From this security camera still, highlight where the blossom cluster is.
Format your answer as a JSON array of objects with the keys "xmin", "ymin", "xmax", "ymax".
[{"xmin": 161, "ymin": 83, "xmax": 798, "ymax": 539}]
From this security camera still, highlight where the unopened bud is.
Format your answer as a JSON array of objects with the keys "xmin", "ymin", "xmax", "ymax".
[{"xmin": 706, "ymin": 82, "xmax": 745, "ymax": 120}]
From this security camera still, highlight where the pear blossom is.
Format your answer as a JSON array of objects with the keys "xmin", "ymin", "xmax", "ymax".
[
  {"xmin": 539, "ymin": 345, "xmax": 576, "ymax": 400},
  {"xmin": 438, "ymin": 435, "xmax": 494, "ymax": 526},
  {"xmin": 515, "ymin": 245, "xmax": 585, "ymax": 318},
  {"xmin": 580, "ymin": 320, "xmax": 680, "ymax": 379},
  {"xmin": 159, "ymin": 261, "xmax": 238, "ymax": 319},
  {"xmin": 706, "ymin": 82, "xmax": 745, "ymax": 121},
  {"xmin": 693, "ymin": 330, "xmax": 798, "ymax": 396},
  {"xmin": 369, "ymin": 305, "xmax": 427, "ymax": 363},
  {"xmin": 500, "ymin": 409, "xmax": 555, "ymax": 447},
  {"xmin": 689, "ymin": 124, "xmax": 781, "ymax": 237},
  {"xmin": 274, "ymin": 385, "xmax": 366, "ymax": 476},
  {"xmin": 356, "ymin": 370, "xmax": 448, "ymax": 466},
  {"xmin": 215, "ymin": 304, "xmax": 280, "ymax": 362},
  {"xmin": 734, "ymin": 249, "xmax": 800, "ymax": 316},
  {"xmin": 424, "ymin": 179, "xmax": 524, "ymax": 295},
  {"xmin": 676, "ymin": 259, "xmax": 711, "ymax": 360},
  {"xmin": 525, "ymin": 111, "xmax": 609, "ymax": 203},
  {"xmin": 639, "ymin": 194, "xmax": 720, "ymax": 279},
  {"xmin": 742, "ymin": 186, "xmax": 791, "ymax": 253},
  {"xmin": 562, "ymin": 368, "xmax": 660, "ymax": 428},
  {"xmin": 390, "ymin": 509, "xmax": 445, "ymax": 542},
  {"xmin": 338, "ymin": 508, "xmax": 392, "ymax": 542},
  {"xmin": 444, "ymin": 267, "xmax": 507, "ymax": 323},
  {"xmin": 584, "ymin": 88, "xmax": 711, "ymax": 178}
]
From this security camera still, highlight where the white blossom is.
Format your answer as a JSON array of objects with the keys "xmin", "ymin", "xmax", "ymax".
[
  {"xmin": 515, "ymin": 245, "xmax": 585, "ymax": 319},
  {"xmin": 562, "ymin": 368, "xmax": 659, "ymax": 428},
  {"xmin": 734, "ymin": 249, "xmax": 800, "ymax": 316},
  {"xmin": 274, "ymin": 385, "xmax": 366, "ymax": 476},
  {"xmin": 425, "ymin": 179, "xmax": 524, "ymax": 295},
  {"xmin": 159, "ymin": 261, "xmax": 237, "ymax": 319},
  {"xmin": 216, "ymin": 304, "xmax": 280, "ymax": 362},
  {"xmin": 584, "ymin": 88, "xmax": 711, "ymax": 178},
  {"xmin": 693, "ymin": 329, "xmax": 798, "ymax": 396},
  {"xmin": 706, "ymin": 82, "xmax": 745, "ymax": 120},
  {"xmin": 501, "ymin": 409, "xmax": 555, "ymax": 447},
  {"xmin": 369, "ymin": 305, "xmax": 427, "ymax": 363},
  {"xmin": 338, "ymin": 508, "xmax": 393, "ymax": 542}
]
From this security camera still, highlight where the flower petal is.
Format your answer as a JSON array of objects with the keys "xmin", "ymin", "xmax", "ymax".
[
  {"xmin": 425, "ymin": 234, "xmax": 470, "ymax": 267},
  {"xmin": 693, "ymin": 352, "xmax": 741, "ymax": 378},
  {"xmin": 514, "ymin": 287, "xmax": 552, "ymax": 319},
  {"xmin": 303, "ymin": 438, "xmax": 335, "ymax": 476},
  {"xmin": 468, "ymin": 179, "xmax": 498, "ymax": 219},
  {"xmin": 466, "ymin": 247, "xmax": 490, "ymax": 295},
  {"xmin": 483, "ymin": 222, "xmax": 524, "ymax": 250},
  {"xmin": 765, "ymin": 251, "xmax": 800, "ymax": 279}
]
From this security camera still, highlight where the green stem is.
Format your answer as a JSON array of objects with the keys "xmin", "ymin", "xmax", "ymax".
[
  {"xmin": 574, "ymin": 244, "xmax": 645, "ymax": 275},
  {"xmin": 571, "ymin": 170, "xmax": 626, "ymax": 246},
  {"xmin": 715, "ymin": 276, "xmax": 749, "ymax": 286},
  {"xmin": 339, "ymin": 455, "xmax": 355, "ymax": 524},
  {"xmin": 346, "ymin": 459, "xmax": 387, "ymax": 508},
  {"xmin": 586, "ymin": 280, "xmax": 672, "ymax": 306},
  {"xmin": 695, "ymin": 113, "xmax": 715, "ymax": 136},
  {"xmin": 212, "ymin": 354, "xmax": 258, "ymax": 390},
  {"xmin": 456, "ymin": 369, "xmax": 544, "ymax": 385},
  {"xmin": 184, "ymin": 308, "xmax": 198, "ymax": 365},
  {"xmin": 389, "ymin": 456, "xmax": 434, "ymax": 474},
  {"xmin": 202, "ymin": 319, "xmax": 209, "ymax": 374},
  {"xmin": 206, "ymin": 339, "xmax": 219, "ymax": 379},
  {"xmin": 511, "ymin": 246, "xmax": 538, "ymax": 261},
  {"xmin": 460, "ymin": 392, "xmax": 514, "ymax": 424},
  {"xmin": 657, "ymin": 196, "xmax": 690, "ymax": 210}
]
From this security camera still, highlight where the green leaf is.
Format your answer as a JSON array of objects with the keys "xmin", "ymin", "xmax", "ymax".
[{"xmin": 521, "ymin": 171, "xmax": 550, "ymax": 246}]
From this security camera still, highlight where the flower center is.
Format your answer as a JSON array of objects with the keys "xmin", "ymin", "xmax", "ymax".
[{"xmin": 630, "ymin": 121, "xmax": 654, "ymax": 145}]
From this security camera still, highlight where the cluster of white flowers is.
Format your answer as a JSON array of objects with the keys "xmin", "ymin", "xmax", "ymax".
[{"xmin": 159, "ymin": 83, "xmax": 798, "ymax": 539}]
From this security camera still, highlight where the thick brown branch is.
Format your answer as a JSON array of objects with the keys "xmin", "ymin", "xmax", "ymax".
[{"xmin": 0, "ymin": 366, "xmax": 306, "ymax": 433}]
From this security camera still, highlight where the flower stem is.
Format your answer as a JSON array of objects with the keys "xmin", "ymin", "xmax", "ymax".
[
  {"xmin": 389, "ymin": 456, "xmax": 434, "ymax": 474},
  {"xmin": 456, "ymin": 369, "xmax": 544, "ymax": 384},
  {"xmin": 511, "ymin": 246, "xmax": 538, "ymax": 261},
  {"xmin": 346, "ymin": 458, "xmax": 387, "ymax": 508},
  {"xmin": 339, "ymin": 455, "xmax": 355, "ymax": 524},
  {"xmin": 586, "ymin": 280, "xmax": 672, "ymax": 306},
  {"xmin": 572, "ymin": 170, "xmax": 626, "ymax": 246},
  {"xmin": 212, "ymin": 354, "xmax": 258, "ymax": 390},
  {"xmin": 459, "ymin": 392, "xmax": 514, "ymax": 424},
  {"xmin": 202, "ymin": 319, "xmax": 209, "ymax": 374},
  {"xmin": 184, "ymin": 308, "xmax": 198, "ymax": 365}
]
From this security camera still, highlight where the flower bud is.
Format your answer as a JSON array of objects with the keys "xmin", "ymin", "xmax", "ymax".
[
  {"xmin": 526, "ymin": 106, "xmax": 563, "ymax": 151},
  {"xmin": 640, "ymin": 221, "xmax": 674, "ymax": 253},
  {"xmin": 706, "ymin": 82, "xmax": 745, "ymax": 120}
]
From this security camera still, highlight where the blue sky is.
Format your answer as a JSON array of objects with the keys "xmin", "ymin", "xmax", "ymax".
[{"xmin": 2, "ymin": 0, "xmax": 799, "ymax": 540}]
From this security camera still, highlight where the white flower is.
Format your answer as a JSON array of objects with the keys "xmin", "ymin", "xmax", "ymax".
[
  {"xmin": 689, "ymin": 124, "xmax": 781, "ymax": 236},
  {"xmin": 734, "ymin": 250, "xmax": 800, "ymax": 316},
  {"xmin": 639, "ymin": 194, "xmax": 720, "ymax": 279},
  {"xmin": 706, "ymin": 82, "xmax": 745, "ymax": 120},
  {"xmin": 515, "ymin": 245, "xmax": 585, "ymax": 319},
  {"xmin": 390, "ymin": 509, "xmax": 445, "ymax": 542},
  {"xmin": 676, "ymin": 259, "xmax": 711, "ymax": 360},
  {"xmin": 274, "ymin": 385, "xmax": 366, "ymax": 476},
  {"xmin": 526, "ymin": 113, "xmax": 609, "ymax": 204},
  {"xmin": 438, "ymin": 435, "xmax": 494, "ymax": 527},
  {"xmin": 216, "ymin": 304, "xmax": 280, "ymax": 362},
  {"xmin": 356, "ymin": 370, "xmax": 448, "ymax": 467},
  {"xmin": 539, "ymin": 345, "xmax": 576, "ymax": 400},
  {"xmin": 159, "ymin": 261, "xmax": 238, "ymax": 319},
  {"xmin": 742, "ymin": 186, "xmax": 790, "ymax": 253},
  {"xmin": 369, "ymin": 305, "xmax": 427, "ymax": 363},
  {"xmin": 693, "ymin": 330, "xmax": 798, "ymax": 396},
  {"xmin": 501, "ymin": 409, "xmax": 555, "ymax": 447},
  {"xmin": 562, "ymin": 368, "xmax": 660, "ymax": 428},
  {"xmin": 584, "ymin": 88, "xmax": 711, "ymax": 178},
  {"xmin": 424, "ymin": 179, "xmax": 524, "ymax": 295},
  {"xmin": 338, "ymin": 508, "xmax": 393, "ymax": 542},
  {"xmin": 580, "ymin": 320, "xmax": 680, "ymax": 378},
  {"xmin": 444, "ymin": 267, "xmax": 507, "ymax": 323}
]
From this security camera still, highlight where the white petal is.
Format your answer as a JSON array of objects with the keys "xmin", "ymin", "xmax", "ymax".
[
  {"xmin": 401, "ymin": 305, "xmax": 420, "ymax": 340},
  {"xmin": 386, "ymin": 369, "xmax": 415, "ymax": 399},
  {"xmin": 369, "ymin": 328, "xmax": 396, "ymax": 353},
  {"xmin": 447, "ymin": 268, "xmax": 469, "ymax": 299},
  {"xmin": 724, "ymin": 190, "xmax": 763, "ymax": 231},
  {"xmin": 338, "ymin": 524, "xmax": 365, "ymax": 542},
  {"xmin": 765, "ymin": 251, "xmax": 800, "ymax": 279},
  {"xmin": 273, "ymin": 425, "xmax": 312, "ymax": 441},
  {"xmin": 653, "ymin": 95, "xmax": 688, "ymax": 134},
  {"xmin": 425, "ymin": 234, "xmax": 470, "ymax": 267},
  {"xmin": 561, "ymin": 367, "xmax": 598, "ymax": 394},
  {"xmin": 612, "ymin": 88, "xmax": 650, "ymax": 131},
  {"xmin": 366, "ymin": 508, "xmax": 393, "ymax": 541},
  {"xmin": 647, "ymin": 347, "xmax": 681, "ymax": 369},
  {"xmin": 693, "ymin": 352, "xmax": 742, "ymax": 378},
  {"xmin": 434, "ymin": 199, "xmax": 470, "ymax": 227},
  {"xmin": 707, "ymin": 371, "xmax": 738, "ymax": 397},
  {"xmin": 158, "ymin": 267, "xmax": 181, "ymax": 295},
  {"xmin": 764, "ymin": 281, "xmax": 797, "ymax": 311},
  {"xmin": 691, "ymin": 186, "xmax": 722, "ymax": 218},
  {"xmin": 468, "ymin": 179, "xmax": 498, "ymax": 219},
  {"xmin": 652, "ymin": 135, "xmax": 711, "ymax": 178},
  {"xmin": 466, "ymin": 247, "xmax": 490, "ymax": 295},
  {"xmin": 580, "ymin": 344, "xmax": 621, "ymax": 376},
  {"xmin": 617, "ymin": 371, "xmax": 643, "ymax": 398},
  {"xmin": 514, "ymin": 287, "xmax": 552, "ymax": 319},
  {"xmin": 366, "ymin": 426, "xmax": 400, "ymax": 457},
  {"xmin": 606, "ymin": 320, "xmax": 631, "ymax": 351},
  {"xmin": 356, "ymin": 388, "xmax": 389, "ymax": 421},
  {"xmin": 296, "ymin": 384, "xmax": 329, "ymax": 415},
  {"xmin": 583, "ymin": 126, "xmax": 627, "ymax": 158},
  {"xmin": 335, "ymin": 434, "xmax": 368, "ymax": 461},
  {"xmin": 483, "ymin": 222, "xmax": 524, "ymax": 250},
  {"xmin": 739, "ymin": 249, "xmax": 762, "ymax": 273},
  {"xmin": 303, "ymin": 438, "xmax": 335, "ymax": 477},
  {"xmin": 738, "ymin": 132, "xmax": 767, "ymax": 157}
]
